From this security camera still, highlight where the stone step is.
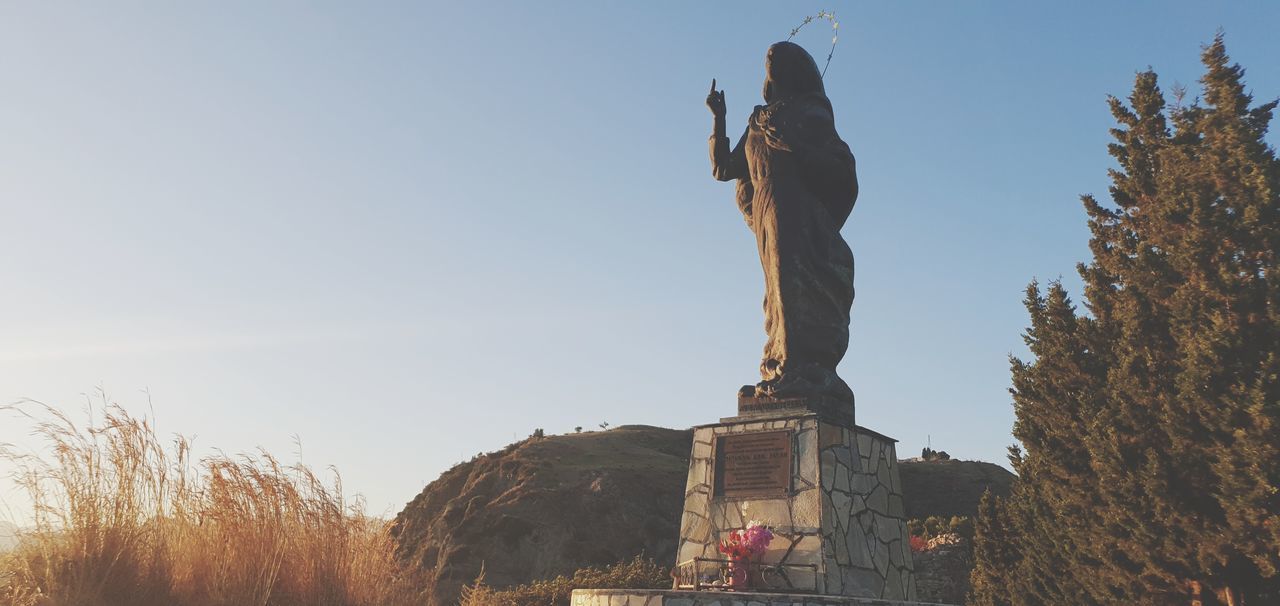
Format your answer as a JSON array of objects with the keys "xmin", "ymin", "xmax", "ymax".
[{"xmin": 571, "ymin": 589, "xmax": 958, "ymax": 606}]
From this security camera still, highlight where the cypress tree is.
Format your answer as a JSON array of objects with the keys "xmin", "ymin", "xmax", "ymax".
[
  {"xmin": 969, "ymin": 489, "xmax": 1014, "ymax": 606},
  {"xmin": 972, "ymin": 36, "xmax": 1280, "ymax": 606}
]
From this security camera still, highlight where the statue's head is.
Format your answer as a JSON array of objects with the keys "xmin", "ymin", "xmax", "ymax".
[{"xmin": 763, "ymin": 41, "xmax": 825, "ymax": 103}]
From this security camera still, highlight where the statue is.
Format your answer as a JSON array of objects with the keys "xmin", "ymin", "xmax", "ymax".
[{"xmin": 707, "ymin": 41, "xmax": 858, "ymax": 410}]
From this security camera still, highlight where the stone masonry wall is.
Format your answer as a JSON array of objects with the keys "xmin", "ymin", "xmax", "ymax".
[
  {"xmin": 674, "ymin": 414, "xmax": 914, "ymax": 600},
  {"xmin": 818, "ymin": 423, "xmax": 915, "ymax": 599}
]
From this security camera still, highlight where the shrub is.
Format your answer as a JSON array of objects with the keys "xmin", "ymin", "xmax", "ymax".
[
  {"xmin": 459, "ymin": 555, "xmax": 670, "ymax": 606},
  {"xmin": 920, "ymin": 447, "xmax": 951, "ymax": 461},
  {"xmin": 908, "ymin": 515, "xmax": 974, "ymax": 544}
]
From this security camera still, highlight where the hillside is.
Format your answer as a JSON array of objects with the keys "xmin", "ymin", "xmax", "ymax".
[
  {"xmin": 392, "ymin": 425, "xmax": 1014, "ymax": 606},
  {"xmin": 391, "ymin": 425, "xmax": 692, "ymax": 606},
  {"xmin": 900, "ymin": 458, "xmax": 1016, "ymax": 519}
]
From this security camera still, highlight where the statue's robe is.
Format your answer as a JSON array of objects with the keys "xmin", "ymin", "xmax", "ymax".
[{"xmin": 710, "ymin": 42, "xmax": 858, "ymax": 402}]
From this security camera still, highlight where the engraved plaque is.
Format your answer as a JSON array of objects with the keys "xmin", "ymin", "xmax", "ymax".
[{"xmin": 714, "ymin": 430, "xmax": 792, "ymax": 498}]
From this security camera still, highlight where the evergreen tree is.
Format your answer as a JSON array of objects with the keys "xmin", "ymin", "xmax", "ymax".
[
  {"xmin": 972, "ymin": 36, "xmax": 1280, "ymax": 606},
  {"xmin": 970, "ymin": 488, "xmax": 1022, "ymax": 606}
]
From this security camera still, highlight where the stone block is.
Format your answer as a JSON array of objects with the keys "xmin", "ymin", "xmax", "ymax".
[
  {"xmin": 692, "ymin": 439, "xmax": 713, "ymax": 460},
  {"xmin": 834, "ymin": 446, "xmax": 853, "ymax": 470},
  {"xmin": 800, "ymin": 451, "xmax": 818, "ymax": 487},
  {"xmin": 856, "ymin": 433, "xmax": 872, "ymax": 459},
  {"xmin": 876, "ymin": 515, "xmax": 902, "ymax": 544},
  {"xmin": 848, "ymin": 528, "xmax": 872, "ymax": 568},
  {"xmin": 834, "ymin": 465, "xmax": 852, "ymax": 493},
  {"xmin": 741, "ymin": 498, "xmax": 791, "ymax": 526},
  {"xmin": 831, "ymin": 490, "xmax": 853, "ymax": 525},
  {"xmin": 876, "ymin": 465, "xmax": 892, "ymax": 494},
  {"xmin": 833, "ymin": 519, "xmax": 852, "ymax": 558},
  {"xmin": 867, "ymin": 484, "xmax": 889, "ymax": 514},
  {"xmin": 680, "ymin": 510, "xmax": 709, "ymax": 541},
  {"xmin": 883, "ymin": 566, "xmax": 904, "ymax": 600},
  {"xmin": 874, "ymin": 540, "xmax": 890, "ymax": 576},
  {"xmin": 790, "ymin": 533, "xmax": 822, "ymax": 561},
  {"xmin": 792, "ymin": 488, "xmax": 821, "ymax": 528},
  {"xmin": 887, "ymin": 494, "xmax": 904, "ymax": 518},
  {"xmin": 819, "ymin": 424, "xmax": 843, "ymax": 449},
  {"xmin": 844, "ymin": 567, "xmax": 883, "ymax": 597},
  {"xmin": 851, "ymin": 472, "xmax": 875, "ymax": 496}
]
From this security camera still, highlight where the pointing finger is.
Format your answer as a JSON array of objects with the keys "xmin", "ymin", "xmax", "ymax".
[{"xmin": 710, "ymin": 78, "xmax": 717, "ymax": 94}]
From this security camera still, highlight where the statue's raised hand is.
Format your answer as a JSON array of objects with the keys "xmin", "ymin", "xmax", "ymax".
[{"xmin": 706, "ymin": 79, "xmax": 726, "ymax": 117}]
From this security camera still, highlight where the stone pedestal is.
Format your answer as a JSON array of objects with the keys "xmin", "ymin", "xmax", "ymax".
[
  {"xmin": 673, "ymin": 411, "xmax": 916, "ymax": 600},
  {"xmin": 737, "ymin": 393, "xmax": 856, "ymax": 428}
]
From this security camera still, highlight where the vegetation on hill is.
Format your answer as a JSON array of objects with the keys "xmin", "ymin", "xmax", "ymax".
[
  {"xmin": 970, "ymin": 36, "xmax": 1280, "ymax": 606},
  {"xmin": 909, "ymin": 515, "xmax": 977, "ymax": 605},
  {"xmin": 390, "ymin": 425, "xmax": 692, "ymax": 606},
  {"xmin": 0, "ymin": 400, "xmax": 424, "ymax": 606},
  {"xmin": 457, "ymin": 555, "xmax": 669, "ymax": 606}
]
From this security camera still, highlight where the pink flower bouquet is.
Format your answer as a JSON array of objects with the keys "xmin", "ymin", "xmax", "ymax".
[{"xmin": 717, "ymin": 521, "xmax": 774, "ymax": 588}]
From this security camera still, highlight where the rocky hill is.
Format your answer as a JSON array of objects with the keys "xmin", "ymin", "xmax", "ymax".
[{"xmin": 392, "ymin": 425, "xmax": 1013, "ymax": 606}]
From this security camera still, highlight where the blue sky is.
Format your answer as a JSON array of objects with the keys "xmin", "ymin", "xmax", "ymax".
[{"xmin": 2, "ymin": 2, "xmax": 1278, "ymax": 521}]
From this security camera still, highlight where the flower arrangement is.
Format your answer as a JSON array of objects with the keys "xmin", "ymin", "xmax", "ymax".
[
  {"xmin": 718, "ymin": 521, "xmax": 775, "ymax": 560},
  {"xmin": 717, "ymin": 521, "xmax": 774, "ymax": 589}
]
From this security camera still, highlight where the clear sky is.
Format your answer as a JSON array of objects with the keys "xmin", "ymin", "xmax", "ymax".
[{"xmin": 2, "ymin": 2, "xmax": 1278, "ymax": 522}]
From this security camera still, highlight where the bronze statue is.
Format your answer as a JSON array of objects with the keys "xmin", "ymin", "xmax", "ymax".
[{"xmin": 707, "ymin": 41, "xmax": 858, "ymax": 409}]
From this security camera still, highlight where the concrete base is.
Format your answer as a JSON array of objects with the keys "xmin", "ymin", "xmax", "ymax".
[{"xmin": 571, "ymin": 589, "xmax": 955, "ymax": 606}]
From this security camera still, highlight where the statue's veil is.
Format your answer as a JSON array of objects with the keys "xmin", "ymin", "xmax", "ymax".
[{"xmin": 762, "ymin": 41, "xmax": 826, "ymax": 104}]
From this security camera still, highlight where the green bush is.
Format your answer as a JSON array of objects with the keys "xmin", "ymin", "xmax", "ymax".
[
  {"xmin": 907, "ymin": 515, "xmax": 974, "ymax": 542},
  {"xmin": 459, "ymin": 555, "xmax": 669, "ymax": 606}
]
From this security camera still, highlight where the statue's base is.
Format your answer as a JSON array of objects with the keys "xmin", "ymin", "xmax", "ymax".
[
  {"xmin": 571, "ymin": 589, "xmax": 954, "ymax": 606},
  {"xmin": 736, "ymin": 393, "xmax": 855, "ymax": 427},
  {"xmin": 674, "ymin": 412, "xmax": 916, "ymax": 600}
]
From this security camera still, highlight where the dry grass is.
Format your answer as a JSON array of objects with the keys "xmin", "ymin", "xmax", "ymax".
[{"xmin": 0, "ymin": 396, "xmax": 426, "ymax": 606}]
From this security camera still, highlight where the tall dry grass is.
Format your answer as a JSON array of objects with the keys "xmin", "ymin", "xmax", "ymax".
[{"xmin": 0, "ymin": 397, "xmax": 426, "ymax": 606}]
